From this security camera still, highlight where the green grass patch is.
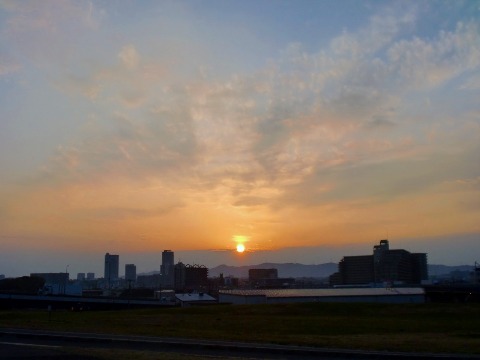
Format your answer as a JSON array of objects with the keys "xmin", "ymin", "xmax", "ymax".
[{"xmin": 2, "ymin": 302, "xmax": 480, "ymax": 354}]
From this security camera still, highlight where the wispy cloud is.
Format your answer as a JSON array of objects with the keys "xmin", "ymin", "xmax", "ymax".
[{"xmin": 0, "ymin": 0, "xmax": 478, "ymax": 260}]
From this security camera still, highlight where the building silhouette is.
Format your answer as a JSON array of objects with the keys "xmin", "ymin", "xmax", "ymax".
[
  {"xmin": 174, "ymin": 262, "xmax": 186, "ymax": 291},
  {"xmin": 104, "ymin": 253, "xmax": 119, "ymax": 289},
  {"xmin": 136, "ymin": 274, "xmax": 161, "ymax": 289},
  {"xmin": 185, "ymin": 264, "xmax": 208, "ymax": 290},
  {"xmin": 330, "ymin": 240, "xmax": 428, "ymax": 286},
  {"xmin": 248, "ymin": 268, "xmax": 295, "ymax": 289},
  {"xmin": 31, "ymin": 272, "xmax": 69, "ymax": 294},
  {"xmin": 338, "ymin": 255, "xmax": 374, "ymax": 285},
  {"xmin": 174, "ymin": 263, "xmax": 208, "ymax": 292},
  {"xmin": 125, "ymin": 264, "xmax": 137, "ymax": 284},
  {"xmin": 249, "ymin": 268, "xmax": 278, "ymax": 282},
  {"xmin": 161, "ymin": 250, "xmax": 175, "ymax": 289}
]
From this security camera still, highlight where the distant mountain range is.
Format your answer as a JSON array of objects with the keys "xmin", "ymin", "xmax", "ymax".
[
  {"xmin": 427, "ymin": 264, "xmax": 474, "ymax": 277},
  {"xmin": 208, "ymin": 263, "xmax": 475, "ymax": 279},
  {"xmin": 139, "ymin": 263, "xmax": 475, "ymax": 279},
  {"xmin": 208, "ymin": 262, "xmax": 338, "ymax": 278}
]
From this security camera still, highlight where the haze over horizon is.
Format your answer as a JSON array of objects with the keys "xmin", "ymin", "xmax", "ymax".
[{"xmin": 1, "ymin": 1, "xmax": 479, "ymax": 278}]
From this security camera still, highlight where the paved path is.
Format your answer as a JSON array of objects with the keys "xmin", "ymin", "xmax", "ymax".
[{"xmin": 1, "ymin": 328, "xmax": 479, "ymax": 359}]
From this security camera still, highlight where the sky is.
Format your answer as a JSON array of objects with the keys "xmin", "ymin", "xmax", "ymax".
[{"xmin": 0, "ymin": 0, "xmax": 479, "ymax": 278}]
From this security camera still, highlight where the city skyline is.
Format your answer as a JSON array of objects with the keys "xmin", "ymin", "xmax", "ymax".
[
  {"xmin": 1, "ymin": 233, "xmax": 478, "ymax": 278},
  {"xmin": 1, "ymin": 1, "xmax": 479, "ymax": 277}
]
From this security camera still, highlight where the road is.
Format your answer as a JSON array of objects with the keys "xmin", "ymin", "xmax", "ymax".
[
  {"xmin": 0, "ymin": 341, "xmax": 75, "ymax": 359},
  {"xmin": 1, "ymin": 328, "xmax": 479, "ymax": 360}
]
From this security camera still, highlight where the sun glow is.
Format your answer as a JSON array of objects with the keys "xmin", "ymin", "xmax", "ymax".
[
  {"xmin": 233, "ymin": 235, "xmax": 249, "ymax": 253},
  {"xmin": 236, "ymin": 243, "xmax": 245, "ymax": 253}
]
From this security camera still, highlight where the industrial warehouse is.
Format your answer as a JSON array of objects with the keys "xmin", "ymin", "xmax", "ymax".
[{"xmin": 219, "ymin": 287, "xmax": 425, "ymax": 305}]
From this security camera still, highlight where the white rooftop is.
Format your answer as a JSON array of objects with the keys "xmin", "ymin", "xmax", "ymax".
[{"xmin": 175, "ymin": 293, "xmax": 216, "ymax": 302}]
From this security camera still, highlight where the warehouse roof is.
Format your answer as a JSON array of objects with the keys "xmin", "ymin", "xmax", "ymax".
[{"xmin": 219, "ymin": 287, "xmax": 424, "ymax": 298}]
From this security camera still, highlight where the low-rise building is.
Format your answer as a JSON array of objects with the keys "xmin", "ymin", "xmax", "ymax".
[
  {"xmin": 175, "ymin": 292, "xmax": 216, "ymax": 307},
  {"xmin": 31, "ymin": 272, "xmax": 69, "ymax": 294}
]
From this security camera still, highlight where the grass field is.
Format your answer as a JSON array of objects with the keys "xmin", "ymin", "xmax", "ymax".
[{"xmin": 1, "ymin": 302, "xmax": 480, "ymax": 355}]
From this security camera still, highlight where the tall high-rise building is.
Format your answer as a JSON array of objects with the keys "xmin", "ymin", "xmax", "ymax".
[
  {"xmin": 125, "ymin": 264, "xmax": 137, "ymax": 283},
  {"xmin": 161, "ymin": 250, "xmax": 174, "ymax": 288},
  {"xmin": 104, "ymin": 253, "xmax": 119, "ymax": 288}
]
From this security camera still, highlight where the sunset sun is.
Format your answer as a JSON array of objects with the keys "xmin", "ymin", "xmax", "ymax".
[{"xmin": 233, "ymin": 235, "xmax": 248, "ymax": 253}]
